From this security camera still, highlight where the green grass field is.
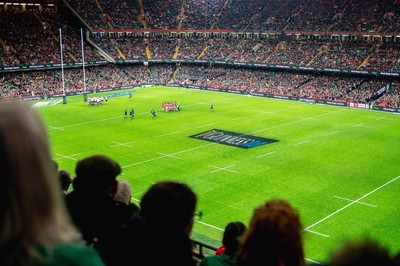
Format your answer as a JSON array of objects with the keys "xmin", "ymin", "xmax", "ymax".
[{"xmin": 35, "ymin": 86, "xmax": 400, "ymax": 264}]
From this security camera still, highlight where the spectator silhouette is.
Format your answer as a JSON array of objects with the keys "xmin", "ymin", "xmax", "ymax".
[
  {"xmin": 65, "ymin": 154, "xmax": 135, "ymax": 263},
  {"xmin": 59, "ymin": 169, "xmax": 73, "ymax": 195},
  {"xmin": 107, "ymin": 180, "xmax": 198, "ymax": 266},
  {"xmin": 0, "ymin": 102, "xmax": 105, "ymax": 266},
  {"xmin": 329, "ymin": 238, "xmax": 394, "ymax": 266},
  {"xmin": 236, "ymin": 199, "xmax": 305, "ymax": 266},
  {"xmin": 393, "ymin": 252, "xmax": 400, "ymax": 266},
  {"xmin": 198, "ymin": 221, "xmax": 247, "ymax": 266}
]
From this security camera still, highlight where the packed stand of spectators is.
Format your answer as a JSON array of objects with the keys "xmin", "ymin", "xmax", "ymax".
[
  {"xmin": 148, "ymin": 36, "xmax": 178, "ymax": 59},
  {"xmin": 0, "ymin": 7, "xmax": 62, "ymax": 65},
  {"xmin": 284, "ymin": 0, "xmax": 347, "ymax": 32},
  {"xmin": 373, "ymin": 82, "xmax": 400, "ymax": 108},
  {"xmin": 62, "ymin": 0, "xmax": 400, "ymax": 33},
  {"xmin": 39, "ymin": 11, "xmax": 100, "ymax": 62},
  {"xmin": 1, "ymin": 64, "xmax": 396, "ymax": 106},
  {"xmin": 147, "ymin": 64, "xmax": 175, "ymax": 84},
  {"xmin": 173, "ymin": 65, "xmax": 390, "ymax": 104},
  {"xmin": 330, "ymin": 0, "xmax": 400, "ymax": 33},
  {"xmin": 87, "ymin": 33, "xmax": 400, "ymax": 73},
  {"xmin": 91, "ymin": 35, "xmax": 147, "ymax": 60},
  {"xmin": 65, "ymin": 0, "xmax": 109, "ymax": 30},
  {"xmin": 239, "ymin": 0, "xmax": 300, "ymax": 32},
  {"xmin": 97, "ymin": 0, "xmax": 141, "ymax": 29},
  {"xmin": 40, "ymin": 0, "xmax": 400, "ymax": 45},
  {"xmin": 143, "ymin": 0, "xmax": 182, "ymax": 30},
  {"xmin": 175, "ymin": 37, "xmax": 209, "ymax": 60},
  {"xmin": 265, "ymin": 40, "xmax": 319, "ymax": 66},
  {"xmin": 0, "ymin": 65, "xmax": 148, "ymax": 99},
  {"xmin": 361, "ymin": 43, "xmax": 400, "ymax": 72},
  {"xmin": 182, "ymin": 0, "xmax": 225, "ymax": 30},
  {"xmin": 91, "ymin": 35, "xmax": 122, "ymax": 59},
  {"xmin": 0, "ymin": 6, "xmax": 101, "ymax": 67},
  {"xmin": 215, "ymin": 0, "xmax": 282, "ymax": 31}
]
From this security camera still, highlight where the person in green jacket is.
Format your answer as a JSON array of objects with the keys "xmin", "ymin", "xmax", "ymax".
[{"xmin": 0, "ymin": 102, "xmax": 105, "ymax": 266}]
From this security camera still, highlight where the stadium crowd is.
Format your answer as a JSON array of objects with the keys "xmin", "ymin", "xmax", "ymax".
[
  {"xmin": 1, "ymin": 64, "xmax": 398, "ymax": 108},
  {"xmin": 0, "ymin": 3, "xmax": 399, "ymax": 110}
]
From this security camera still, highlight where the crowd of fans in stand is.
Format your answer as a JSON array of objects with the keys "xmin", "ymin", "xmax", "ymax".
[
  {"xmin": 63, "ymin": 0, "xmax": 400, "ymax": 32},
  {"xmin": 0, "ymin": 6, "xmax": 101, "ymax": 67},
  {"xmin": 0, "ymin": 3, "xmax": 399, "ymax": 109},
  {"xmin": 1, "ymin": 64, "xmax": 398, "ymax": 108},
  {"xmin": 1, "ymin": 5, "xmax": 400, "ymax": 72}
]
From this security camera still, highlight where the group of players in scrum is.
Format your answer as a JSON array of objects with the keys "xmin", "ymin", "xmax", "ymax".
[{"xmin": 89, "ymin": 93, "xmax": 214, "ymax": 118}]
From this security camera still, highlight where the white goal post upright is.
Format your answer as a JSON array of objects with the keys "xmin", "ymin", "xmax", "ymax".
[
  {"xmin": 81, "ymin": 28, "xmax": 88, "ymax": 102},
  {"xmin": 59, "ymin": 28, "xmax": 66, "ymax": 104}
]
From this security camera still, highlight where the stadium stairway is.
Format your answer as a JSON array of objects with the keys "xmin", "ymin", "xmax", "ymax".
[
  {"xmin": 197, "ymin": 46, "xmax": 209, "ymax": 60},
  {"xmin": 177, "ymin": 0, "xmax": 186, "ymax": 30},
  {"xmin": 169, "ymin": 64, "xmax": 180, "ymax": 83},
  {"xmin": 358, "ymin": 55, "xmax": 372, "ymax": 69},
  {"xmin": 145, "ymin": 46, "xmax": 151, "ymax": 59},
  {"xmin": 116, "ymin": 46, "xmax": 126, "ymax": 60},
  {"xmin": 173, "ymin": 46, "xmax": 179, "ymax": 59},
  {"xmin": 306, "ymin": 45, "xmax": 325, "ymax": 67},
  {"xmin": 94, "ymin": 0, "xmax": 113, "ymax": 29},
  {"xmin": 138, "ymin": 0, "xmax": 149, "ymax": 29}
]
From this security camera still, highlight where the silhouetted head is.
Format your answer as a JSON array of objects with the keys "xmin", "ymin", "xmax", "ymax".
[
  {"xmin": 223, "ymin": 221, "xmax": 247, "ymax": 256},
  {"xmin": 73, "ymin": 154, "xmax": 121, "ymax": 194},
  {"xmin": 236, "ymin": 199, "xmax": 304, "ymax": 266},
  {"xmin": 140, "ymin": 180, "xmax": 197, "ymax": 235}
]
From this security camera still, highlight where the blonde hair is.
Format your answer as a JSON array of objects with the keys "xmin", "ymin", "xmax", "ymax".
[
  {"xmin": 0, "ymin": 102, "xmax": 81, "ymax": 265},
  {"xmin": 113, "ymin": 179, "xmax": 132, "ymax": 205}
]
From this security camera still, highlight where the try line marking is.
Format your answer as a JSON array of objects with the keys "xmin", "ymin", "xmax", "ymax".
[{"xmin": 304, "ymin": 175, "xmax": 400, "ymax": 231}]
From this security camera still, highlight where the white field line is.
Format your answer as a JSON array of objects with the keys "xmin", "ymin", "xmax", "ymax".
[
  {"xmin": 352, "ymin": 123, "xmax": 364, "ymax": 127},
  {"xmin": 305, "ymin": 258, "xmax": 323, "ymax": 265},
  {"xmin": 47, "ymin": 116, "xmax": 121, "ymax": 130},
  {"xmin": 194, "ymin": 123, "xmax": 214, "ymax": 128},
  {"xmin": 195, "ymin": 220, "xmax": 224, "ymax": 231},
  {"xmin": 110, "ymin": 141, "xmax": 133, "ymax": 148},
  {"xmin": 121, "ymin": 143, "xmax": 213, "ymax": 169},
  {"xmin": 259, "ymin": 111, "xmax": 275, "ymax": 114},
  {"xmin": 54, "ymin": 152, "xmax": 83, "ymax": 161},
  {"xmin": 256, "ymin": 151, "xmax": 276, "ymax": 158},
  {"xmin": 156, "ymin": 130, "xmax": 182, "ymax": 137},
  {"xmin": 48, "ymin": 125, "xmax": 65, "ymax": 131},
  {"xmin": 333, "ymin": 196, "xmax": 377, "ymax": 207},
  {"xmin": 156, "ymin": 152, "xmax": 180, "ymax": 159},
  {"xmin": 324, "ymin": 130, "xmax": 340, "ymax": 136},
  {"xmin": 209, "ymin": 164, "xmax": 238, "ymax": 173},
  {"xmin": 230, "ymin": 116, "xmax": 249, "ymax": 121},
  {"xmin": 305, "ymin": 229, "xmax": 330, "ymax": 238},
  {"xmin": 252, "ymin": 109, "xmax": 344, "ymax": 134},
  {"xmin": 293, "ymin": 140, "xmax": 311, "ymax": 146},
  {"xmin": 304, "ymin": 175, "xmax": 400, "ymax": 231}
]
